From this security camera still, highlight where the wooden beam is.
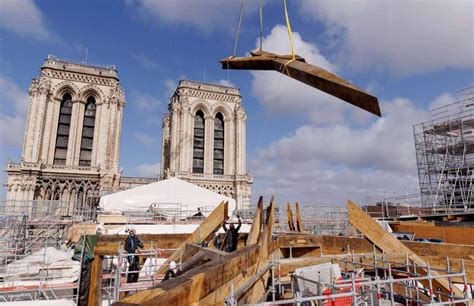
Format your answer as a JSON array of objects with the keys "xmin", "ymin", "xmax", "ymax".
[
  {"xmin": 278, "ymin": 234, "xmax": 322, "ymax": 248},
  {"xmin": 246, "ymin": 197, "xmax": 275, "ymax": 303},
  {"xmin": 117, "ymin": 245, "xmax": 260, "ymax": 305},
  {"xmin": 287, "ymin": 202, "xmax": 295, "ymax": 231},
  {"xmin": 391, "ymin": 223, "xmax": 474, "ymax": 245},
  {"xmin": 184, "ymin": 243, "xmax": 227, "ymax": 261},
  {"xmin": 347, "ymin": 200, "xmax": 463, "ymax": 298},
  {"xmin": 156, "ymin": 201, "xmax": 228, "ymax": 275},
  {"xmin": 318, "ymin": 234, "xmax": 474, "ymax": 258},
  {"xmin": 88, "ymin": 255, "xmax": 103, "ymax": 306},
  {"xmin": 95, "ymin": 233, "xmax": 189, "ymax": 256},
  {"xmin": 220, "ymin": 50, "xmax": 381, "ymax": 117},
  {"xmin": 246, "ymin": 196, "xmax": 263, "ymax": 246},
  {"xmin": 279, "ymin": 257, "xmax": 332, "ymax": 275},
  {"xmin": 295, "ymin": 202, "xmax": 303, "ymax": 232},
  {"xmin": 180, "ymin": 251, "xmax": 207, "ymax": 273}
]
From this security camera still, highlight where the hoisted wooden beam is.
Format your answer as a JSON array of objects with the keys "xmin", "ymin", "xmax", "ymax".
[{"xmin": 220, "ymin": 50, "xmax": 381, "ymax": 117}]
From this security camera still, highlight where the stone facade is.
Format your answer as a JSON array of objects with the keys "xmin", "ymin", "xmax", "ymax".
[
  {"xmin": 160, "ymin": 80, "xmax": 253, "ymax": 209},
  {"xmin": 5, "ymin": 55, "xmax": 125, "ymax": 211}
]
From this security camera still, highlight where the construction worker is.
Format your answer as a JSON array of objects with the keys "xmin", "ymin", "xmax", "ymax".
[
  {"xmin": 222, "ymin": 215, "xmax": 241, "ymax": 252},
  {"xmin": 124, "ymin": 228, "xmax": 144, "ymax": 283},
  {"xmin": 163, "ymin": 260, "xmax": 179, "ymax": 281}
]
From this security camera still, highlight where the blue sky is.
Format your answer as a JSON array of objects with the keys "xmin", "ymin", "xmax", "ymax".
[{"xmin": 0, "ymin": 0, "xmax": 473, "ymax": 205}]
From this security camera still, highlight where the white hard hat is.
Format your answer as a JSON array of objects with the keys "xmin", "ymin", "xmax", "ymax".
[{"xmin": 169, "ymin": 260, "xmax": 177, "ymax": 270}]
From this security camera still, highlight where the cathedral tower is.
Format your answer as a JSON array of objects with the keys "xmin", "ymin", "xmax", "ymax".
[
  {"xmin": 6, "ymin": 55, "xmax": 125, "ymax": 211},
  {"xmin": 160, "ymin": 80, "xmax": 253, "ymax": 209}
]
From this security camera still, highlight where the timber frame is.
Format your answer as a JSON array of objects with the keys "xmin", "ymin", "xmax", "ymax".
[{"xmin": 81, "ymin": 198, "xmax": 473, "ymax": 305}]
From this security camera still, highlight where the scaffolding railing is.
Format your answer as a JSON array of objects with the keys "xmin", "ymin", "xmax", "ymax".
[
  {"xmin": 101, "ymin": 242, "xmax": 184, "ymax": 305},
  {"xmin": 226, "ymin": 248, "xmax": 473, "ymax": 305},
  {"xmin": 240, "ymin": 203, "xmax": 349, "ymax": 236}
]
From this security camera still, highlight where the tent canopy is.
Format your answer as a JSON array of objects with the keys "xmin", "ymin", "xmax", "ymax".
[{"xmin": 99, "ymin": 177, "xmax": 236, "ymax": 216}]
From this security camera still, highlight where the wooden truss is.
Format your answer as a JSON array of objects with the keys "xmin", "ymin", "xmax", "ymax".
[{"xmin": 82, "ymin": 198, "xmax": 473, "ymax": 305}]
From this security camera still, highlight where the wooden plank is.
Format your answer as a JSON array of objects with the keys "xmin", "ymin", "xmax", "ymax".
[
  {"xmin": 246, "ymin": 196, "xmax": 263, "ymax": 246},
  {"xmin": 287, "ymin": 202, "xmax": 295, "ymax": 231},
  {"xmin": 156, "ymin": 201, "xmax": 228, "ymax": 275},
  {"xmin": 347, "ymin": 200, "xmax": 463, "ymax": 298},
  {"xmin": 95, "ymin": 233, "xmax": 189, "ymax": 256},
  {"xmin": 88, "ymin": 255, "xmax": 103, "ymax": 306},
  {"xmin": 295, "ymin": 202, "xmax": 303, "ymax": 232},
  {"xmin": 220, "ymin": 50, "xmax": 381, "ymax": 117},
  {"xmin": 391, "ymin": 223, "xmax": 474, "ymax": 245}
]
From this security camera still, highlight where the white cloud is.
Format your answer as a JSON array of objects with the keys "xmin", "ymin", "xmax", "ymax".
[
  {"xmin": 126, "ymin": 0, "xmax": 260, "ymax": 33},
  {"xmin": 136, "ymin": 162, "xmax": 160, "ymax": 177},
  {"xmin": 299, "ymin": 0, "xmax": 474, "ymax": 75},
  {"xmin": 131, "ymin": 53, "xmax": 159, "ymax": 69},
  {"xmin": 251, "ymin": 25, "xmax": 358, "ymax": 124},
  {"xmin": 0, "ymin": 76, "xmax": 28, "ymax": 147},
  {"xmin": 135, "ymin": 132, "xmax": 157, "ymax": 146},
  {"xmin": 250, "ymin": 94, "xmax": 453, "ymax": 205},
  {"xmin": 130, "ymin": 90, "xmax": 163, "ymax": 112},
  {"xmin": 0, "ymin": 0, "xmax": 53, "ymax": 41}
]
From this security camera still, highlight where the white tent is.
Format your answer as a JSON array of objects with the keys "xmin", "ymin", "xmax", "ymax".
[{"xmin": 99, "ymin": 177, "xmax": 236, "ymax": 217}]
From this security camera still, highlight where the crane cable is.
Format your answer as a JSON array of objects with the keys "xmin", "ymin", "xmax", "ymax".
[
  {"xmin": 259, "ymin": 0, "xmax": 263, "ymax": 51},
  {"xmin": 233, "ymin": 0, "xmax": 245, "ymax": 57},
  {"xmin": 282, "ymin": 0, "xmax": 296, "ymax": 76}
]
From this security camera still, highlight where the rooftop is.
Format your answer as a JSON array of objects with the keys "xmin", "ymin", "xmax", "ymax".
[{"xmin": 41, "ymin": 54, "xmax": 119, "ymax": 80}]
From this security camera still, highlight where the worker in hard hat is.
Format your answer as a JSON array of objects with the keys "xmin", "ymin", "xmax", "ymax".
[
  {"xmin": 124, "ymin": 228, "xmax": 144, "ymax": 283},
  {"xmin": 222, "ymin": 215, "xmax": 242, "ymax": 252},
  {"xmin": 163, "ymin": 260, "xmax": 179, "ymax": 281}
]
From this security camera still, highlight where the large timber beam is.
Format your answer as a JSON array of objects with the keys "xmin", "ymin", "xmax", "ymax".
[
  {"xmin": 347, "ymin": 200, "xmax": 463, "ymax": 299},
  {"xmin": 184, "ymin": 243, "xmax": 227, "ymax": 261},
  {"xmin": 295, "ymin": 202, "xmax": 303, "ymax": 232},
  {"xmin": 95, "ymin": 233, "xmax": 189, "ymax": 256},
  {"xmin": 245, "ymin": 197, "xmax": 276, "ymax": 303},
  {"xmin": 221, "ymin": 50, "xmax": 381, "ymax": 117},
  {"xmin": 115, "ymin": 245, "xmax": 260, "ymax": 305},
  {"xmin": 156, "ymin": 201, "xmax": 228, "ymax": 275},
  {"xmin": 391, "ymin": 223, "xmax": 474, "ymax": 245},
  {"xmin": 88, "ymin": 255, "xmax": 103, "ymax": 306},
  {"xmin": 246, "ymin": 196, "xmax": 263, "ymax": 246}
]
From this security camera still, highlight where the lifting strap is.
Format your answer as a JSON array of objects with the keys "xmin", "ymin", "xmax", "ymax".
[{"xmin": 282, "ymin": 0, "xmax": 296, "ymax": 76}]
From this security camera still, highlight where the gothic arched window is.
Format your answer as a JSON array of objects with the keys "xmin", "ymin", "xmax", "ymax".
[
  {"xmin": 53, "ymin": 93, "xmax": 73, "ymax": 165},
  {"xmin": 193, "ymin": 110, "xmax": 205, "ymax": 173},
  {"xmin": 213, "ymin": 112, "xmax": 224, "ymax": 175},
  {"xmin": 79, "ymin": 96, "xmax": 96, "ymax": 166}
]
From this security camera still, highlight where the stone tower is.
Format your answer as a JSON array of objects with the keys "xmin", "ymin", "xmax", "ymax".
[
  {"xmin": 160, "ymin": 80, "xmax": 253, "ymax": 209},
  {"xmin": 5, "ymin": 55, "xmax": 125, "ymax": 211}
]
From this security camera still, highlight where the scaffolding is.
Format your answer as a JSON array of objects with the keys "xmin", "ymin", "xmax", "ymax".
[
  {"xmin": 414, "ymin": 86, "xmax": 474, "ymax": 213},
  {"xmin": 0, "ymin": 200, "xmax": 95, "ymax": 257},
  {"xmin": 99, "ymin": 242, "xmax": 183, "ymax": 305},
  {"xmin": 226, "ymin": 248, "xmax": 473, "ymax": 305}
]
